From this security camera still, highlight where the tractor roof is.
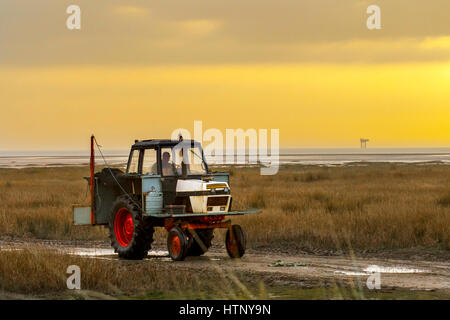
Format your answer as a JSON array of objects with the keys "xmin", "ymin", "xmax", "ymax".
[{"xmin": 131, "ymin": 139, "xmax": 201, "ymax": 149}]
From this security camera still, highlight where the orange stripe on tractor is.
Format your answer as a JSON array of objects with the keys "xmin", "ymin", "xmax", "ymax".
[
  {"xmin": 164, "ymin": 215, "xmax": 228, "ymax": 231},
  {"xmin": 184, "ymin": 221, "xmax": 231, "ymax": 230}
]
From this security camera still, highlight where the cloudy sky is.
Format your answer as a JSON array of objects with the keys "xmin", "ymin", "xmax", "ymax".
[{"xmin": 0, "ymin": 0, "xmax": 449, "ymax": 149}]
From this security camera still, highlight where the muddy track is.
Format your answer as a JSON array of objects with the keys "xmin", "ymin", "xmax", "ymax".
[{"xmin": 1, "ymin": 238, "xmax": 449, "ymax": 293}]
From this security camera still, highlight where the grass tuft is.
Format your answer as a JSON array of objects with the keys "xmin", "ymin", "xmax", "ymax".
[{"xmin": 437, "ymin": 194, "xmax": 450, "ymax": 207}]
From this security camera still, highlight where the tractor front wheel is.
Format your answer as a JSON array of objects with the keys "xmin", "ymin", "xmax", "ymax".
[
  {"xmin": 167, "ymin": 227, "xmax": 189, "ymax": 261},
  {"xmin": 225, "ymin": 225, "xmax": 246, "ymax": 259}
]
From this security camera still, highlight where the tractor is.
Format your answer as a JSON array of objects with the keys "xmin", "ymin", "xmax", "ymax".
[{"xmin": 73, "ymin": 136, "xmax": 259, "ymax": 261}]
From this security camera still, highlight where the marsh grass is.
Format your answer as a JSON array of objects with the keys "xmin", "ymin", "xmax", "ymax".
[
  {"xmin": 0, "ymin": 248, "xmax": 259, "ymax": 298},
  {"xmin": 1, "ymin": 248, "xmax": 448, "ymax": 299},
  {"xmin": 438, "ymin": 193, "xmax": 450, "ymax": 207},
  {"xmin": 0, "ymin": 164, "xmax": 449, "ymax": 251},
  {"xmin": 0, "ymin": 167, "xmax": 106, "ymax": 240},
  {"xmin": 227, "ymin": 164, "xmax": 450, "ymax": 251}
]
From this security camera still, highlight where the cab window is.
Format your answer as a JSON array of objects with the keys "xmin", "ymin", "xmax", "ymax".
[
  {"xmin": 142, "ymin": 149, "xmax": 158, "ymax": 175},
  {"xmin": 127, "ymin": 150, "xmax": 139, "ymax": 174}
]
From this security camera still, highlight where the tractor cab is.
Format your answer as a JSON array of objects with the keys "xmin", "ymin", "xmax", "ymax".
[
  {"xmin": 127, "ymin": 139, "xmax": 209, "ymax": 178},
  {"xmin": 126, "ymin": 139, "xmax": 228, "ymax": 215}
]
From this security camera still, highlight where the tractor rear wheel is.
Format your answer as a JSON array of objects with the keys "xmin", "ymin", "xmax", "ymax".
[
  {"xmin": 109, "ymin": 195, "xmax": 154, "ymax": 260},
  {"xmin": 167, "ymin": 227, "xmax": 189, "ymax": 261},
  {"xmin": 188, "ymin": 229, "xmax": 214, "ymax": 256},
  {"xmin": 225, "ymin": 225, "xmax": 246, "ymax": 259}
]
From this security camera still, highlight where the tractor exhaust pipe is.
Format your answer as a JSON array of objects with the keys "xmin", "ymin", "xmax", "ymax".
[{"xmin": 90, "ymin": 135, "xmax": 95, "ymax": 224}]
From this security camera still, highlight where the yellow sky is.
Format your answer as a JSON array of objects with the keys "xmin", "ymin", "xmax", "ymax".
[{"xmin": 1, "ymin": 1, "xmax": 449, "ymax": 150}]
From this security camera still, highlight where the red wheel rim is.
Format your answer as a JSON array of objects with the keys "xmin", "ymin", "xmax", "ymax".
[
  {"xmin": 114, "ymin": 208, "xmax": 134, "ymax": 247},
  {"xmin": 171, "ymin": 235, "xmax": 181, "ymax": 256}
]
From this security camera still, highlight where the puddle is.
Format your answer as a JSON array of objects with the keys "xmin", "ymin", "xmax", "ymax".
[
  {"xmin": 364, "ymin": 265, "xmax": 430, "ymax": 274},
  {"xmin": 334, "ymin": 271, "xmax": 368, "ymax": 276},
  {"xmin": 68, "ymin": 248, "xmax": 115, "ymax": 256},
  {"xmin": 148, "ymin": 250, "xmax": 169, "ymax": 257},
  {"xmin": 335, "ymin": 264, "xmax": 430, "ymax": 276},
  {"xmin": 68, "ymin": 248, "xmax": 169, "ymax": 257},
  {"xmin": 269, "ymin": 260, "xmax": 308, "ymax": 268}
]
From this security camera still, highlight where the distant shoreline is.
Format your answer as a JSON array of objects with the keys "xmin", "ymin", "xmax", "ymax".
[
  {"xmin": 0, "ymin": 160, "xmax": 449, "ymax": 170},
  {"xmin": 1, "ymin": 147, "xmax": 450, "ymax": 156},
  {"xmin": 0, "ymin": 148, "xmax": 449, "ymax": 168},
  {"xmin": 1, "ymin": 152, "xmax": 450, "ymax": 158}
]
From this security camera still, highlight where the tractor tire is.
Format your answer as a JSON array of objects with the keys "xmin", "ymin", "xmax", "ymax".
[
  {"xmin": 167, "ymin": 227, "xmax": 189, "ymax": 261},
  {"xmin": 109, "ymin": 195, "xmax": 154, "ymax": 260},
  {"xmin": 225, "ymin": 225, "xmax": 246, "ymax": 259},
  {"xmin": 188, "ymin": 229, "xmax": 214, "ymax": 256}
]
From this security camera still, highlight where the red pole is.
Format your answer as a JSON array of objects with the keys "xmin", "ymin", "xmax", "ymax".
[{"xmin": 90, "ymin": 135, "xmax": 95, "ymax": 225}]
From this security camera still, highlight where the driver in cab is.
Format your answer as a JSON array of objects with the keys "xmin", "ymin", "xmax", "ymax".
[
  {"xmin": 151, "ymin": 151, "xmax": 175, "ymax": 175},
  {"xmin": 161, "ymin": 151, "xmax": 175, "ymax": 176}
]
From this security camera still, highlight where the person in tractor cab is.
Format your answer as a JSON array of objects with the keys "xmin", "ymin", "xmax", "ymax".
[
  {"xmin": 150, "ymin": 151, "xmax": 176, "ymax": 175},
  {"xmin": 161, "ymin": 151, "xmax": 175, "ymax": 176}
]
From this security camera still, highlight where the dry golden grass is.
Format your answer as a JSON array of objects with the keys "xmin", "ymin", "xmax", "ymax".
[
  {"xmin": 230, "ymin": 164, "xmax": 450, "ymax": 251},
  {"xmin": 0, "ymin": 167, "xmax": 105, "ymax": 240},
  {"xmin": 0, "ymin": 164, "xmax": 449, "ymax": 252},
  {"xmin": 0, "ymin": 247, "xmax": 257, "ymax": 298}
]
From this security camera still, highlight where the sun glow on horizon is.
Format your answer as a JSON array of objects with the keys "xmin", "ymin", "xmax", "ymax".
[{"xmin": 1, "ymin": 62, "xmax": 449, "ymax": 150}]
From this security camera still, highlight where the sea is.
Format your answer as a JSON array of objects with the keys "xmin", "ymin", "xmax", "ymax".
[{"xmin": 0, "ymin": 148, "xmax": 449, "ymax": 168}]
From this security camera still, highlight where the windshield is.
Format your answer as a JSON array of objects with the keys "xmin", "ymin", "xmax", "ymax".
[{"xmin": 171, "ymin": 144, "xmax": 208, "ymax": 176}]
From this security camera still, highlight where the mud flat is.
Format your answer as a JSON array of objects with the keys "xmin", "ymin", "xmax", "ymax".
[{"xmin": 0, "ymin": 239, "xmax": 449, "ymax": 299}]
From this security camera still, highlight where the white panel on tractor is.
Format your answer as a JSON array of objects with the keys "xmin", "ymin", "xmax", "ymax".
[
  {"xmin": 176, "ymin": 179, "xmax": 204, "ymax": 192},
  {"xmin": 176, "ymin": 180, "xmax": 230, "ymax": 213},
  {"xmin": 73, "ymin": 206, "xmax": 92, "ymax": 225}
]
